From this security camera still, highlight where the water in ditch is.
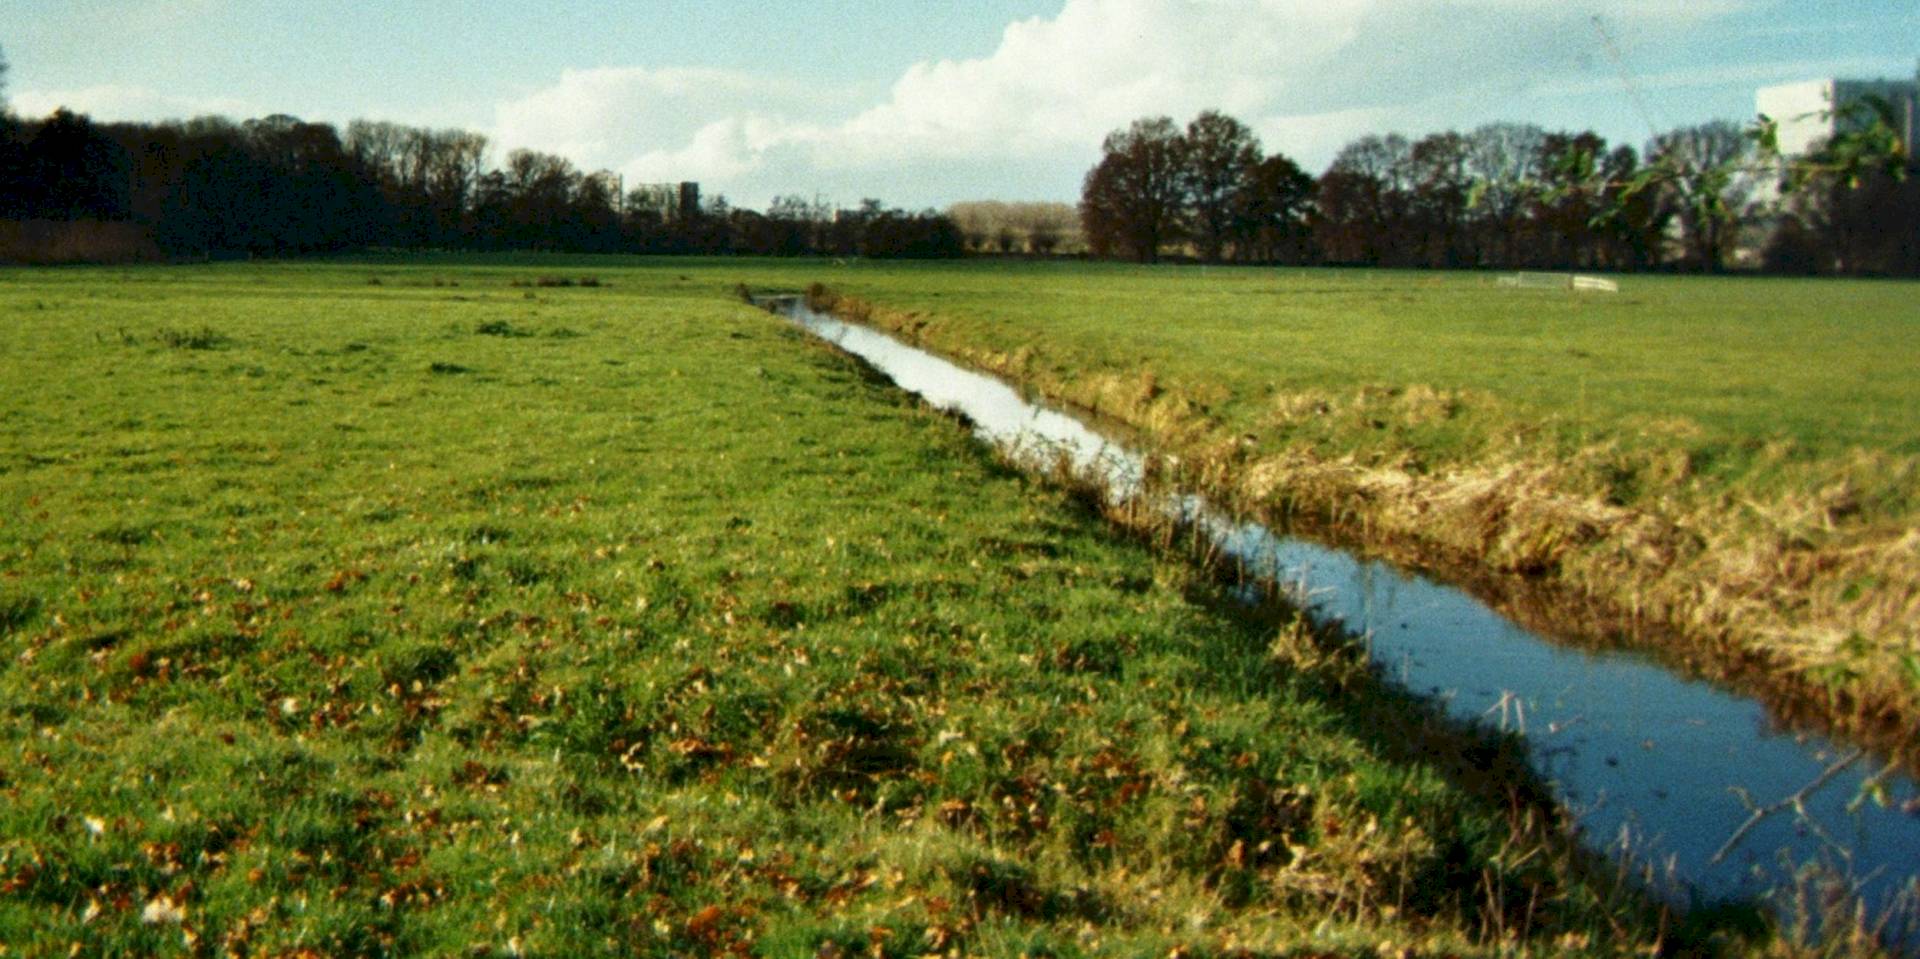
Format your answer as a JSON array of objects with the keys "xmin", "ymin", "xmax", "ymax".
[{"xmin": 767, "ymin": 296, "xmax": 1919, "ymax": 942}]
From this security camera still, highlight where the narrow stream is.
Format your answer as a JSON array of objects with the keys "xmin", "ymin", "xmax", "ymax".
[{"xmin": 766, "ymin": 296, "xmax": 1920, "ymax": 941}]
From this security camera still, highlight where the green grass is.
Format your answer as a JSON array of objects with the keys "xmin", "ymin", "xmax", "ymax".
[
  {"xmin": 0, "ymin": 259, "xmax": 1736, "ymax": 955},
  {"xmin": 782, "ymin": 260, "xmax": 1920, "ymax": 458}
]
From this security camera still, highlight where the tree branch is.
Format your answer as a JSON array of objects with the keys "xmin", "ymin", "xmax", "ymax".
[{"xmin": 1710, "ymin": 748, "xmax": 1863, "ymax": 866}]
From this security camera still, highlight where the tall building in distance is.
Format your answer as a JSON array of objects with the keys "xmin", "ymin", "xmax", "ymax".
[{"xmin": 1755, "ymin": 68, "xmax": 1919, "ymax": 157}]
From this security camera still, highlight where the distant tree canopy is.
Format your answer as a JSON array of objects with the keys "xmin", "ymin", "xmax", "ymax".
[
  {"xmin": 947, "ymin": 201, "xmax": 1082, "ymax": 255},
  {"xmin": 1078, "ymin": 112, "xmax": 1314, "ymax": 265},
  {"xmin": 0, "ymin": 105, "xmax": 965, "ymax": 261},
  {"xmin": 1080, "ymin": 107, "xmax": 1917, "ymax": 275}
]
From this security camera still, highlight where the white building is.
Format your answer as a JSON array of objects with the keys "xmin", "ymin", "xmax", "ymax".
[{"xmin": 1755, "ymin": 71, "xmax": 1919, "ymax": 157}]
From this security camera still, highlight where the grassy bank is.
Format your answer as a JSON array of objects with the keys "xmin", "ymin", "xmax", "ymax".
[
  {"xmin": 0, "ymin": 260, "xmax": 1758, "ymax": 955},
  {"xmin": 793, "ymin": 263, "xmax": 1920, "ymax": 759}
]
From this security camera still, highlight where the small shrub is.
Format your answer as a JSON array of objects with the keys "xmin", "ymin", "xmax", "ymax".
[{"xmin": 428, "ymin": 362, "xmax": 471, "ymax": 375}]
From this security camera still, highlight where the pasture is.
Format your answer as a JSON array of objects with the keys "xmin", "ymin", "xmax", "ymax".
[{"xmin": 0, "ymin": 260, "xmax": 1724, "ymax": 955}]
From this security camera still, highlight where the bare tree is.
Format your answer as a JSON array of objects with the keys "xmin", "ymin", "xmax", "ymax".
[
  {"xmin": 949, "ymin": 200, "xmax": 1081, "ymax": 255},
  {"xmin": 947, "ymin": 200, "xmax": 1004, "ymax": 251},
  {"xmin": 1016, "ymin": 202, "xmax": 1078, "ymax": 254},
  {"xmin": 1464, "ymin": 122, "xmax": 1546, "ymax": 266},
  {"xmin": 1643, "ymin": 120, "xmax": 1757, "ymax": 271},
  {"xmin": 1317, "ymin": 134, "xmax": 1413, "ymax": 265}
]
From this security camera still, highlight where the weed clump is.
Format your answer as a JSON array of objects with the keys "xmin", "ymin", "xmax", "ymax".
[
  {"xmin": 474, "ymin": 319, "xmax": 530, "ymax": 338},
  {"xmin": 155, "ymin": 325, "xmax": 227, "ymax": 350}
]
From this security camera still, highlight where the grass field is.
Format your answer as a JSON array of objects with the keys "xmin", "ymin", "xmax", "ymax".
[
  {"xmin": 0, "ymin": 259, "xmax": 1760, "ymax": 955},
  {"xmin": 794, "ymin": 261, "xmax": 1920, "ymax": 752}
]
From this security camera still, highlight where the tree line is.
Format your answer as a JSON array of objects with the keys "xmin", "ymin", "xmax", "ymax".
[
  {"xmin": 1081, "ymin": 110, "xmax": 1918, "ymax": 275},
  {"xmin": 1, "ymin": 33, "xmax": 1906, "ymax": 274},
  {"xmin": 0, "ymin": 94, "xmax": 963, "ymax": 261}
]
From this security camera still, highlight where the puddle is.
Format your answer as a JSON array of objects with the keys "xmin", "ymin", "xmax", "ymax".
[{"xmin": 766, "ymin": 295, "xmax": 1920, "ymax": 940}]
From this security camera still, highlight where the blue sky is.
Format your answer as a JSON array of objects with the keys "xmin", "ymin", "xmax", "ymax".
[{"xmin": 2, "ymin": 0, "xmax": 1913, "ymax": 209}]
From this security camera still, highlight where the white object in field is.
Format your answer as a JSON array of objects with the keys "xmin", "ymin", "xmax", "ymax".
[{"xmin": 1496, "ymin": 272, "xmax": 1617, "ymax": 293}]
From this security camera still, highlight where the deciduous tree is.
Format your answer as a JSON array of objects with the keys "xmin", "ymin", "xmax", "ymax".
[
  {"xmin": 1463, "ymin": 122, "xmax": 1546, "ymax": 266},
  {"xmin": 1080, "ymin": 116, "xmax": 1187, "ymax": 263},
  {"xmin": 1238, "ymin": 153, "xmax": 1314, "ymax": 263},
  {"xmin": 1407, "ymin": 131, "xmax": 1472, "ymax": 267},
  {"xmin": 1640, "ymin": 120, "xmax": 1756, "ymax": 271},
  {"xmin": 1315, "ymin": 134, "xmax": 1412, "ymax": 265},
  {"xmin": 1179, "ymin": 110, "xmax": 1261, "ymax": 262}
]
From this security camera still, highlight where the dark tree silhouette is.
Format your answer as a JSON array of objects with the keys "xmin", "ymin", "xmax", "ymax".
[
  {"xmin": 1180, "ymin": 110, "xmax": 1261, "ymax": 262},
  {"xmin": 1770, "ymin": 158, "xmax": 1920, "ymax": 275},
  {"xmin": 1237, "ymin": 153, "xmax": 1315, "ymax": 263},
  {"xmin": 1407, "ymin": 131, "xmax": 1472, "ymax": 267},
  {"xmin": 25, "ymin": 109, "xmax": 131, "ymax": 220},
  {"xmin": 1080, "ymin": 116, "xmax": 1188, "ymax": 262},
  {"xmin": 1313, "ymin": 134, "xmax": 1412, "ymax": 265}
]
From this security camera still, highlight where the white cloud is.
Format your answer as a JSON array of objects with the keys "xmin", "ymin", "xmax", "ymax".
[
  {"xmin": 823, "ymin": 0, "xmax": 1366, "ymax": 166},
  {"xmin": 10, "ymin": 84, "xmax": 251, "ymax": 123},
  {"xmin": 625, "ymin": 116, "xmax": 817, "ymax": 185},
  {"xmin": 487, "ymin": 0, "xmax": 1761, "ymax": 207},
  {"xmin": 489, "ymin": 66, "xmax": 854, "ymax": 175}
]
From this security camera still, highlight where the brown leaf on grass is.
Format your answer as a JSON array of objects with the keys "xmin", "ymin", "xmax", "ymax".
[
  {"xmin": 684, "ymin": 903, "xmax": 725, "ymax": 938},
  {"xmin": 324, "ymin": 568, "xmax": 366, "ymax": 592}
]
